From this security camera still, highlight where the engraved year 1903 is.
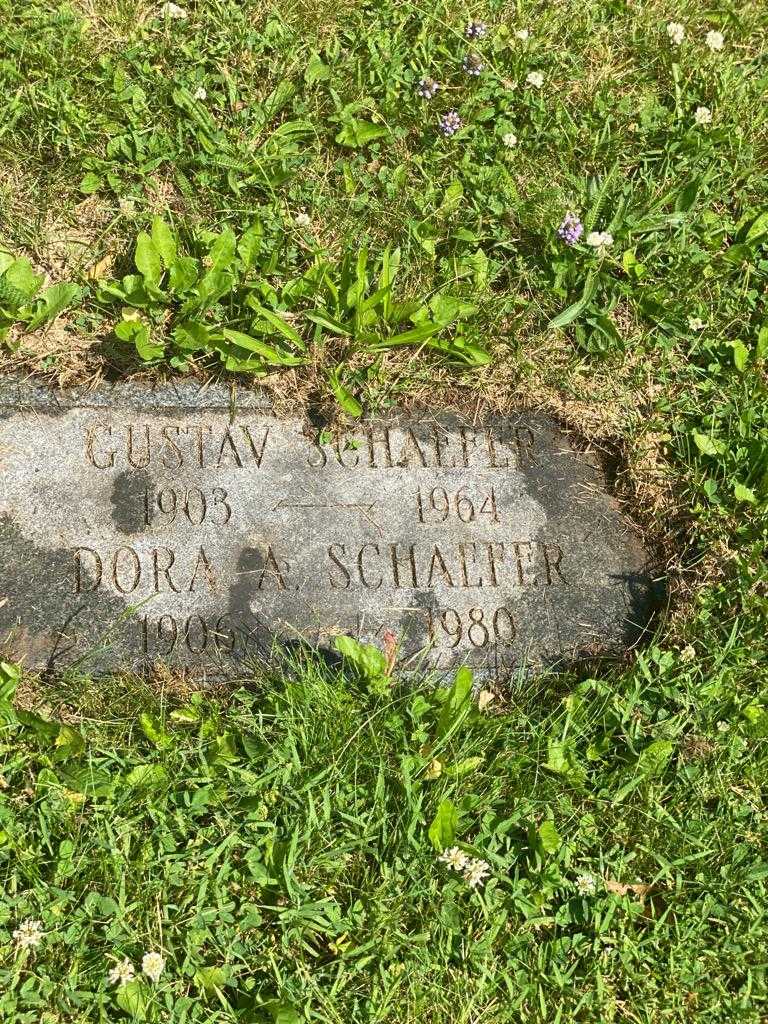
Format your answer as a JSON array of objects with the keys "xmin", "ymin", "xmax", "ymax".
[{"xmin": 143, "ymin": 486, "xmax": 232, "ymax": 527}]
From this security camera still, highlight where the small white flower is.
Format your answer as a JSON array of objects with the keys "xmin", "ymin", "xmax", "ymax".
[
  {"xmin": 515, "ymin": 28, "xmax": 530, "ymax": 41},
  {"xmin": 478, "ymin": 688, "xmax": 496, "ymax": 710},
  {"xmin": 142, "ymin": 951, "xmax": 165, "ymax": 983},
  {"xmin": 687, "ymin": 317, "xmax": 706, "ymax": 332},
  {"xmin": 694, "ymin": 105, "xmax": 712, "ymax": 126},
  {"xmin": 717, "ymin": 720, "xmax": 730, "ymax": 732},
  {"xmin": 462, "ymin": 857, "xmax": 491, "ymax": 889},
  {"xmin": 439, "ymin": 846, "xmax": 469, "ymax": 871},
  {"xmin": 294, "ymin": 211, "xmax": 311, "ymax": 228},
  {"xmin": 666, "ymin": 21, "xmax": 685, "ymax": 45},
  {"xmin": 193, "ymin": 86, "xmax": 207, "ymax": 100},
  {"xmin": 118, "ymin": 197, "xmax": 136, "ymax": 217},
  {"xmin": 586, "ymin": 230, "xmax": 613, "ymax": 250},
  {"xmin": 161, "ymin": 1, "xmax": 188, "ymax": 18},
  {"xmin": 576, "ymin": 873, "xmax": 597, "ymax": 896},
  {"xmin": 705, "ymin": 30, "xmax": 725, "ymax": 52},
  {"xmin": 13, "ymin": 919, "xmax": 44, "ymax": 950},
  {"xmin": 526, "ymin": 71, "xmax": 544, "ymax": 89},
  {"xmin": 502, "ymin": 132, "xmax": 517, "ymax": 149},
  {"xmin": 108, "ymin": 959, "xmax": 136, "ymax": 986}
]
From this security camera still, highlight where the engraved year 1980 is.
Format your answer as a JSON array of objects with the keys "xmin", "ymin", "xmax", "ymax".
[{"xmin": 427, "ymin": 605, "xmax": 516, "ymax": 650}]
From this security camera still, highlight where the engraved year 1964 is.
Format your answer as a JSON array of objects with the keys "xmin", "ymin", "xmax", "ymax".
[{"xmin": 416, "ymin": 486, "xmax": 499, "ymax": 525}]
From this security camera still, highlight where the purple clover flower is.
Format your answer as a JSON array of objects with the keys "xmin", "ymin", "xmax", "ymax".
[
  {"xmin": 557, "ymin": 211, "xmax": 584, "ymax": 245},
  {"xmin": 439, "ymin": 110, "xmax": 462, "ymax": 137},
  {"xmin": 462, "ymin": 53, "xmax": 484, "ymax": 76},
  {"xmin": 465, "ymin": 19, "xmax": 487, "ymax": 40},
  {"xmin": 417, "ymin": 77, "xmax": 439, "ymax": 99}
]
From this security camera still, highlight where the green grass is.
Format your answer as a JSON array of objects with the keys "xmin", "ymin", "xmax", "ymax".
[
  {"xmin": 1, "ymin": 643, "xmax": 767, "ymax": 1024},
  {"xmin": 0, "ymin": 0, "xmax": 767, "ymax": 1020}
]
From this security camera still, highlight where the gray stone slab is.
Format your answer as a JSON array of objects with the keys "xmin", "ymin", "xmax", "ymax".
[{"xmin": 0, "ymin": 380, "xmax": 661, "ymax": 677}]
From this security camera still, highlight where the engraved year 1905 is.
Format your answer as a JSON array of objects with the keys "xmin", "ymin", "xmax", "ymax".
[{"xmin": 140, "ymin": 612, "xmax": 255, "ymax": 656}]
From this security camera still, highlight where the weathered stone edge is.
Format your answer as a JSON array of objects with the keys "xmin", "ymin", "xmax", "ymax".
[{"xmin": 0, "ymin": 376, "xmax": 273, "ymax": 412}]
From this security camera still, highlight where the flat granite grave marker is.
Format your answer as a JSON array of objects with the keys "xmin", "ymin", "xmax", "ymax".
[{"xmin": 0, "ymin": 379, "xmax": 660, "ymax": 676}]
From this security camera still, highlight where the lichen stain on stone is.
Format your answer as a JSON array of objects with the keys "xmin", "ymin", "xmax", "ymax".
[
  {"xmin": 111, "ymin": 469, "xmax": 152, "ymax": 535},
  {"xmin": 0, "ymin": 515, "xmax": 134, "ymax": 672}
]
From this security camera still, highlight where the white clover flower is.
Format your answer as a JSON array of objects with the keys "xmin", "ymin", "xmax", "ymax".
[
  {"xmin": 294, "ymin": 211, "xmax": 311, "ymax": 228},
  {"xmin": 417, "ymin": 77, "xmax": 439, "ymax": 100},
  {"xmin": 576, "ymin": 873, "xmax": 597, "ymax": 896},
  {"xmin": 141, "ymin": 951, "xmax": 165, "ymax": 983},
  {"xmin": 462, "ymin": 857, "xmax": 491, "ymax": 889},
  {"xmin": 586, "ymin": 230, "xmax": 614, "ymax": 250},
  {"xmin": 439, "ymin": 846, "xmax": 469, "ymax": 871},
  {"xmin": 465, "ymin": 20, "xmax": 487, "ymax": 40},
  {"xmin": 680, "ymin": 643, "xmax": 697, "ymax": 661},
  {"xmin": 478, "ymin": 688, "xmax": 496, "ymax": 710},
  {"xmin": 666, "ymin": 21, "xmax": 685, "ymax": 45},
  {"xmin": 502, "ymin": 132, "xmax": 517, "ymax": 149},
  {"xmin": 108, "ymin": 959, "xmax": 136, "ymax": 986},
  {"xmin": 193, "ymin": 86, "xmax": 207, "ymax": 100},
  {"xmin": 118, "ymin": 198, "xmax": 136, "ymax": 217},
  {"xmin": 13, "ymin": 919, "xmax": 44, "ymax": 950},
  {"xmin": 705, "ymin": 30, "xmax": 725, "ymax": 52},
  {"xmin": 515, "ymin": 28, "xmax": 530, "ymax": 41},
  {"xmin": 526, "ymin": 71, "xmax": 544, "ymax": 88},
  {"xmin": 161, "ymin": 1, "xmax": 188, "ymax": 17},
  {"xmin": 688, "ymin": 317, "xmax": 706, "ymax": 331},
  {"xmin": 694, "ymin": 105, "xmax": 712, "ymax": 126}
]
